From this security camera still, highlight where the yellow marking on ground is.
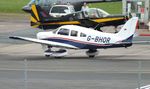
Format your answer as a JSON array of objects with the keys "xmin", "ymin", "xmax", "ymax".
[{"xmin": 31, "ymin": 5, "xmax": 40, "ymax": 21}]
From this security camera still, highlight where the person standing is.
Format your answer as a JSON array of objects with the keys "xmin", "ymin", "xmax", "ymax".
[
  {"xmin": 81, "ymin": 2, "xmax": 89, "ymax": 11},
  {"xmin": 81, "ymin": 2, "xmax": 89, "ymax": 17}
]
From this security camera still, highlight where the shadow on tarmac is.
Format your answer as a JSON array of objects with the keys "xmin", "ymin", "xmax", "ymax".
[{"xmin": 0, "ymin": 54, "xmax": 150, "ymax": 61}]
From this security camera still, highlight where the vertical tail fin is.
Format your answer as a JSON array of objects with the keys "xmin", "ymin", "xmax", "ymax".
[
  {"xmin": 116, "ymin": 17, "xmax": 138, "ymax": 42},
  {"xmin": 31, "ymin": 5, "xmax": 49, "ymax": 28}
]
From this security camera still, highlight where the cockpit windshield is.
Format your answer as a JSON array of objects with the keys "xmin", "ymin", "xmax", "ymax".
[{"xmin": 57, "ymin": 28, "xmax": 70, "ymax": 36}]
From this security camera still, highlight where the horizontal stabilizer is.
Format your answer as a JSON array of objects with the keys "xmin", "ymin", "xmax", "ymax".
[{"xmin": 132, "ymin": 41, "xmax": 150, "ymax": 44}]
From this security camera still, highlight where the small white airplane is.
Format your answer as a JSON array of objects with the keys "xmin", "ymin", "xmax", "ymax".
[{"xmin": 9, "ymin": 17, "xmax": 146, "ymax": 58}]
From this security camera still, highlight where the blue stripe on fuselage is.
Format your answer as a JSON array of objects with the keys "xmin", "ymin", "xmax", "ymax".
[
  {"xmin": 43, "ymin": 37, "xmax": 132, "ymax": 49},
  {"xmin": 43, "ymin": 38, "xmax": 100, "ymax": 49},
  {"xmin": 122, "ymin": 35, "xmax": 134, "ymax": 42}
]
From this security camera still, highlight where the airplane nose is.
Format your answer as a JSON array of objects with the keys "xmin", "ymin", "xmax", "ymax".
[{"xmin": 37, "ymin": 32, "xmax": 53, "ymax": 39}]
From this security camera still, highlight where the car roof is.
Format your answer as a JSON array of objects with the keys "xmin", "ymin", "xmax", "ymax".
[{"xmin": 52, "ymin": 5, "xmax": 74, "ymax": 7}]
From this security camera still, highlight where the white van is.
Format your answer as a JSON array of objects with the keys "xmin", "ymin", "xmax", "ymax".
[{"xmin": 49, "ymin": 5, "xmax": 75, "ymax": 18}]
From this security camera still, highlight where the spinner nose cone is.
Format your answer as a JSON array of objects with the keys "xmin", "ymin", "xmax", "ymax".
[
  {"xmin": 37, "ymin": 31, "xmax": 54, "ymax": 39},
  {"xmin": 22, "ymin": 5, "xmax": 31, "ymax": 13},
  {"xmin": 37, "ymin": 32, "xmax": 44, "ymax": 39}
]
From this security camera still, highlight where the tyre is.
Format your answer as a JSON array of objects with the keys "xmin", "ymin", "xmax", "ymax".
[
  {"xmin": 45, "ymin": 55, "xmax": 50, "ymax": 57},
  {"xmin": 89, "ymin": 55, "xmax": 95, "ymax": 58}
]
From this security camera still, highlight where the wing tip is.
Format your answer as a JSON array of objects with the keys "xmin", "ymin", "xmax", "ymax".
[{"xmin": 9, "ymin": 36, "xmax": 20, "ymax": 40}]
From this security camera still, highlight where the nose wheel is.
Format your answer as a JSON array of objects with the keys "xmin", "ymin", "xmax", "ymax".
[
  {"xmin": 45, "ymin": 54, "xmax": 50, "ymax": 57},
  {"xmin": 44, "ymin": 46, "xmax": 52, "ymax": 57},
  {"xmin": 89, "ymin": 55, "xmax": 95, "ymax": 58}
]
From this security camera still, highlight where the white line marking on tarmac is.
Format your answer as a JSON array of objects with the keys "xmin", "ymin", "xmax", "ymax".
[
  {"xmin": 136, "ymin": 85, "xmax": 150, "ymax": 89},
  {"xmin": 0, "ymin": 68, "xmax": 150, "ymax": 73}
]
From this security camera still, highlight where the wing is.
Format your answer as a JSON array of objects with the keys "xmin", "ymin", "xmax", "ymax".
[{"xmin": 9, "ymin": 36, "xmax": 78, "ymax": 49}]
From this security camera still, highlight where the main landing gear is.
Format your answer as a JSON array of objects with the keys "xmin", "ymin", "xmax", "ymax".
[
  {"xmin": 86, "ymin": 49, "xmax": 99, "ymax": 58},
  {"xmin": 44, "ymin": 46, "xmax": 67, "ymax": 58}
]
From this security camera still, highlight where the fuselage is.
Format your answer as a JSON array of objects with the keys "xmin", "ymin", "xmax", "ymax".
[{"xmin": 37, "ymin": 25, "xmax": 132, "ymax": 49}]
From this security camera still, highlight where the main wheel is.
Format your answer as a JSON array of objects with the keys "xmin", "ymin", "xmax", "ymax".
[
  {"xmin": 45, "ymin": 55, "xmax": 50, "ymax": 57},
  {"xmin": 54, "ymin": 57, "xmax": 62, "ymax": 59},
  {"xmin": 89, "ymin": 55, "xmax": 95, "ymax": 58},
  {"xmin": 86, "ymin": 49, "xmax": 98, "ymax": 58}
]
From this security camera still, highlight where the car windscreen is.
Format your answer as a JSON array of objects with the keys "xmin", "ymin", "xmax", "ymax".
[
  {"xmin": 51, "ymin": 6, "xmax": 68, "ymax": 13},
  {"xmin": 87, "ymin": 9, "xmax": 99, "ymax": 18}
]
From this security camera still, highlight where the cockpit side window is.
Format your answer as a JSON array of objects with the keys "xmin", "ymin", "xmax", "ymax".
[
  {"xmin": 80, "ymin": 32, "xmax": 86, "ymax": 37},
  {"xmin": 52, "ymin": 29, "xmax": 58, "ymax": 34},
  {"xmin": 57, "ymin": 28, "xmax": 69, "ymax": 36},
  {"xmin": 71, "ymin": 30, "xmax": 78, "ymax": 37}
]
